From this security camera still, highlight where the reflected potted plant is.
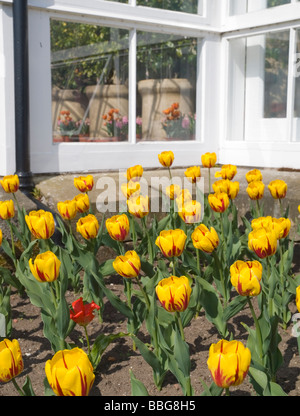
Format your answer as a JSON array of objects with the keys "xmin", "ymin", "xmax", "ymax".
[
  {"xmin": 162, "ymin": 102, "xmax": 195, "ymax": 140},
  {"xmin": 57, "ymin": 110, "xmax": 78, "ymax": 142},
  {"xmin": 76, "ymin": 118, "xmax": 90, "ymax": 142},
  {"xmin": 99, "ymin": 108, "xmax": 127, "ymax": 142}
]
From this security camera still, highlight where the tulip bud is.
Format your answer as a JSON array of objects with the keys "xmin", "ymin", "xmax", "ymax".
[
  {"xmin": 248, "ymin": 227, "xmax": 277, "ymax": 258},
  {"xmin": 184, "ymin": 166, "xmax": 201, "ymax": 183},
  {"xmin": 213, "ymin": 179, "xmax": 239, "ymax": 200},
  {"xmin": 25, "ymin": 210, "xmax": 55, "ymax": 239},
  {"xmin": 29, "ymin": 251, "xmax": 61, "ymax": 283},
  {"xmin": 156, "ymin": 275, "xmax": 192, "ymax": 313},
  {"xmin": 0, "ymin": 175, "xmax": 19, "ymax": 193},
  {"xmin": 207, "ymin": 339, "xmax": 251, "ymax": 389},
  {"xmin": 208, "ymin": 192, "xmax": 230, "ymax": 213},
  {"xmin": 45, "ymin": 348, "xmax": 95, "ymax": 396},
  {"xmin": 191, "ymin": 224, "xmax": 219, "ymax": 253},
  {"xmin": 0, "ymin": 339, "xmax": 24, "ymax": 383},
  {"xmin": 74, "ymin": 175, "xmax": 94, "ymax": 192},
  {"xmin": 126, "ymin": 165, "xmax": 143, "ymax": 182},
  {"xmin": 245, "ymin": 169, "xmax": 263, "ymax": 183},
  {"xmin": 201, "ymin": 152, "xmax": 217, "ymax": 168},
  {"xmin": 155, "ymin": 229, "xmax": 187, "ymax": 258},
  {"xmin": 70, "ymin": 297, "xmax": 100, "ymax": 327},
  {"xmin": 272, "ymin": 217, "xmax": 291, "ymax": 239},
  {"xmin": 106, "ymin": 214, "xmax": 130, "ymax": 241},
  {"xmin": 246, "ymin": 181, "xmax": 265, "ymax": 200},
  {"xmin": 178, "ymin": 200, "xmax": 201, "ymax": 224},
  {"xmin": 268, "ymin": 179, "xmax": 287, "ymax": 199},
  {"xmin": 215, "ymin": 164, "xmax": 237, "ymax": 180},
  {"xmin": 73, "ymin": 193, "xmax": 90, "ymax": 214},
  {"xmin": 113, "ymin": 250, "xmax": 141, "ymax": 278},
  {"xmin": 57, "ymin": 200, "xmax": 77, "ymax": 220},
  {"xmin": 121, "ymin": 181, "xmax": 140, "ymax": 200},
  {"xmin": 230, "ymin": 260, "xmax": 262, "ymax": 297},
  {"xmin": 166, "ymin": 184, "xmax": 181, "ymax": 200},
  {"xmin": 127, "ymin": 195, "xmax": 149, "ymax": 218},
  {"xmin": 76, "ymin": 214, "xmax": 99, "ymax": 239},
  {"xmin": 0, "ymin": 200, "xmax": 15, "ymax": 220},
  {"xmin": 158, "ymin": 150, "xmax": 174, "ymax": 168}
]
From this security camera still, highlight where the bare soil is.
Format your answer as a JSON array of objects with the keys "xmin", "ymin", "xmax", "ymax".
[{"xmin": 1, "ymin": 243, "xmax": 300, "ymax": 397}]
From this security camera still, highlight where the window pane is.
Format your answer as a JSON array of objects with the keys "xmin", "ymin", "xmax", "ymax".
[
  {"xmin": 50, "ymin": 20, "xmax": 129, "ymax": 143},
  {"xmin": 137, "ymin": 0, "xmax": 199, "ymax": 14},
  {"xmin": 136, "ymin": 32, "xmax": 197, "ymax": 141},
  {"xmin": 227, "ymin": 31, "xmax": 289, "ymax": 141},
  {"xmin": 230, "ymin": 0, "xmax": 291, "ymax": 15},
  {"xmin": 294, "ymin": 29, "xmax": 300, "ymax": 140}
]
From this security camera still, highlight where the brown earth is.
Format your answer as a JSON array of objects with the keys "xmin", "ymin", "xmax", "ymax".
[{"xmin": 1, "ymin": 243, "xmax": 300, "ymax": 398}]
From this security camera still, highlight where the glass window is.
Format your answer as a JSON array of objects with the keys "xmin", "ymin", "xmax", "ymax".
[
  {"xmin": 136, "ymin": 0, "xmax": 199, "ymax": 14},
  {"xmin": 50, "ymin": 20, "xmax": 129, "ymax": 143},
  {"xmin": 294, "ymin": 29, "xmax": 300, "ymax": 140},
  {"xmin": 227, "ymin": 30, "xmax": 290, "ymax": 141},
  {"xmin": 230, "ymin": 0, "xmax": 291, "ymax": 15},
  {"xmin": 136, "ymin": 32, "xmax": 197, "ymax": 141}
]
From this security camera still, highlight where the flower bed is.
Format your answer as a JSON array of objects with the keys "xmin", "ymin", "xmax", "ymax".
[{"xmin": 0, "ymin": 154, "xmax": 300, "ymax": 397}]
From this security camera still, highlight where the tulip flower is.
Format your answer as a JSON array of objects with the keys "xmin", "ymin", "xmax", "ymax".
[
  {"xmin": 113, "ymin": 250, "xmax": 141, "ymax": 278},
  {"xmin": 45, "ymin": 348, "xmax": 95, "ymax": 396},
  {"xmin": 201, "ymin": 152, "xmax": 217, "ymax": 168},
  {"xmin": 127, "ymin": 195, "xmax": 149, "ymax": 218},
  {"xmin": 178, "ymin": 200, "xmax": 201, "ymax": 224},
  {"xmin": 121, "ymin": 181, "xmax": 141, "ymax": 199},
  {"xmin": 70, "ymin": 297, "xmax": 100, "ymax": 327},
  {"xmin": 126, "ymin": 165, "xmax": 143, "ymax": 182},
  {"xmin": 73, "ymin": 193, "xmax": 90, "ymax": 214},
  {"xmin": 29, "ymin": 251, "xmax": 61, "ymax": 283},
  {"xmin": 0, "ymin": 339, "xmax": 24, "ymax": 383},
  {"xmin": 76, "ymin": 214, "xmax": 99, "ymax": 239},
  {"xmin": 158, "ymin": 150, "xmax": 174, "ymax": 167},
  {"xmin": 155, "ymin": 229, "xmax": 187, "ymax": 258},
  {"xmin": 230, "ymin": 260, "xmax": 262, "ymax": 297},
  {"xmin": 0, "ymin": 200, "xmax": 15, "ymax": 220},
  {"xmin": 57, "ymin": 199, "xmax": 77, "ymax": 220},
  {"xmin": 207, "ymin": 339, "xmax": 251, "ymax": 389},
  {"xmin": 296, "ymin": 286, "xmax": 300, "ymax": 313},
  {"xmin": 74, "ymin": 175, "xmax": 94, "ymax": 193},
  {"xmin": 246, "ymin": 181, "xmax": 265, "ymax": 200},
  {"xmin": 166, "ymin": 184, "xmax": 181, "ymax": 200},
  {"xmin": 248, "ymin": 227, "xmax": 277, "ymax": 259},
  {"xmin": 156, "ymin": 275, "xmax": 191, "ymax": 313},
  {"xmin": 191, "ymin": 224, "xmax": 219, "ymax": 253},
  {"xmin": 215, "ymin": 164, "xmax": 237, "ymax": 180},
  {"xmin": 268, "ymin": 179, "xmax": 287, "ymax": 199},
  {"xmin": 106, "ymin": 214, "xmax": 130, "ymax": 241},
  {"xmin": 176, "ymin": 188, "xmax": 192, "ymax": 207},
  {"xmin": 25, "ymin": 210, "xmax": 55, "ymax": 239},
  {"xmin": 0, "ymin": 175, "xmax": 19, "ymax": 193},
  {"xmin": 0, "ymin": 228, "xmax": 2, "ymax": 246},
  {"xmin": 213, "ymin": 179, "xmax": 239, "ymax": 200},
  {"xmin": 208, "ymin": 192, "xmax": 230, "ymax": 213},
  {"xmin": 184, "ymin": 166, "xmax": 201, "ymax": 183},
  {"xmin": 245, "ymin": 169, "xmax": 263, "ymax": 183},
  {"xmin": 271, "ymin": 217, "xmax": 291, "ymax": 240}
]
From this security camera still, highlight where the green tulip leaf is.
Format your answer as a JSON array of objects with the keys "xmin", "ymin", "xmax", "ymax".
[{"xmin": 130, "ymin": 370, "xmax": 149, "ymax": 396}]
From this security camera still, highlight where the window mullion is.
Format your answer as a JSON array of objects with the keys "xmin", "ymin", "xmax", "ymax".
[
  {"xmin": 287, "ymin": 27, "xmax": 296, "ymax": 141},
  {"xmin": 129, "ymin": 28, "xmax": 137, "ymax": 144}
]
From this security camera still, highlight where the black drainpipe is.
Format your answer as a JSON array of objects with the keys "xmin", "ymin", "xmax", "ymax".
[{"xmin": 12, "ymin": 0, "xmax": 63, "ymax": 246}]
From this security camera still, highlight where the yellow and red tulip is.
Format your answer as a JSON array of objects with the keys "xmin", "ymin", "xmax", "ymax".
[
  {"xmin": 106, "ymin": 214, "xmax": 130, "ymax": 241},
  {"xmin": 184, "ymin": 166, "xmax": 201, "ymax": 183},
  {"xmin": 166, "ymin": 184, "xmax": 181, "ymax": 200},
  {"xmin": 246, "ymin": 181, "xmax": 265, "ymax": 200},
  {"xmin": 158, "ymin": 151, "xmax": 174, "ymax": 167},
  {"xmin": 245, "ymin": 169, "xmax": 263, "ymax": 183},
  {"xmin": 207, "ymin": 339, "xmax": 251, "ymax": 389},
  {"xmin": 121, "ymin": 181, "xmax": 141, "ymax": 200},
  {"xmin": 76, "ymin": 214, "xmax": 99, "ymax": 240},
  {"xmin": 191, "ymin": 224, "xmax": 219, "ymax": 253},
  {"xmin": 215, "ymin": 164, "xmax": 237, "ymax": 180},
  {"xmin": 126, "ymin": 165, "xmax": 143, "ymax": 182},
  {"xmin": 230, "ymin": 260, "xmax": 263, "ymax": 297},
  {"xmin": 156, "ymin": 275, "xmax": 191, "ymax": 313},
  {"xmin": 248, "ymin": 227, "xmax": 277, "ymax": 259},
  {"xmin": 268, "ymin": 179, "xmax": 287, "ymax": 199},
  {"xmin": 57, "ymin": 200, "xmax": 77, "ymax": 220},
  {"xmin": 74, "ymin": 175, "xmax": 94, "ymax": 193},
  {"xmin": 201, "ymin": 152, "xmax": 217, "ymax": 168},
  {"xmin": 45, "ymin": 348, "xmax": 95, "ymax": 396},
  {"xmin": 25, "ymin": 210, "xmax": 55, "ymax": 239},
  {"xmin": 73, "ymin": 193, "xmax": 90, "ymax": 214},
  {"xmin": 0, "ymin": 175, "xmax": 19, "ymax": 193},
  {"xmin": 213, "ymin": 179, "xmax": 239, "ymax": 200},
  {"xmin": 178, "ymin": 200, "xmax": 201, "ymax": 224},
  {"xmin": 0, "ymin": 200, "xmax": 15, "ymax": 220},
  {"xmin": 113, "ymin": 250, "xmax": 141, "ymax": 278},
  {"xmin": 155, "ymin": 229, "xmax": 187, "ymax": 258},
  {"xmin": 0, "ymin": 339, "xmax": 24, "ymax": 383},
  {"xmin": 29, "ymin": 251, "xmax": 61, "ymax": 283},
  {"xmin": 208, "ymin": 192, "xmax": 230, "ymax": 213},
  {"xmin": 127, "ymin": 195, "xmax": 149, "ymax": 218}
]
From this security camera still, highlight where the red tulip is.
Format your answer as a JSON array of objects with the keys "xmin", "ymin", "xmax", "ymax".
[{"xmin": 70, "ymin": 297, "xmax": 100, "ymax": 327}]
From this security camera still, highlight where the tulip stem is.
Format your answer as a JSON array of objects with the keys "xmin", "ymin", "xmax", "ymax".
[
  {"xmin": 84, "ymin": 325, "xmax": 91, "ymax": 356},
  {"xmin": 212, "ymin": 251, "xmax": 228, "ymax": 306},
  {"xmin": 7, "ymin": 219, "xmax": 17, "ymax": 267},
  {"xmin": 225, "ymin": 388, "xmax": 230, "ymax": 396},
  {"xmin": 175, "ymin": 311, "xmax": 185, "ymax": 341},
  {"xmin": 208, "ymin": 168, "xmax": 211, "ymax": 194},
  {"xmin": 135, "ymin": 276, "xmax": 150, "ymax": 311},
  {"xmin": 130, "ymin": 214, "xmax": 138, "ymax": 250},
  {"xmin": 247, "ymin": 296, "xmax": 263, "ymax": 364},
  {"xmin": 13, "ymin": 193, "xmax": 22, "ymax": 213},
  {"xmin": 11, "ymin": 377, "xmax": 25, "ymax": 396},
  {"xmin": 49, "ymin": 283, "xmax": 58, "ymax": 309},
  {"xmin": 141, "ymin": 217, "xmax": 154, "ymax": 264}
]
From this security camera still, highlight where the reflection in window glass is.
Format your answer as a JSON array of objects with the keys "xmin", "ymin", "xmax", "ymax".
[
  {"xmin": 137, "ymin": 0, "xmax": 198, "ymax": 14},
  {"xmin": 227, "ymin": 31, "xmax": 289, "ymax": 141},
  {"xmin": 50, "ymin": 20, "xmax": 129, "ymax": 143},
  {"xmin": 294, "ymin": 30, "xmax": 300, "ymax": 140},
  {"xmin": 136, "ymin": 32, "xmax": 197, "ymax": 141},
  {"xmin": 230, "ymin": 0, "xmax": 291, "ymax": 15}
]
